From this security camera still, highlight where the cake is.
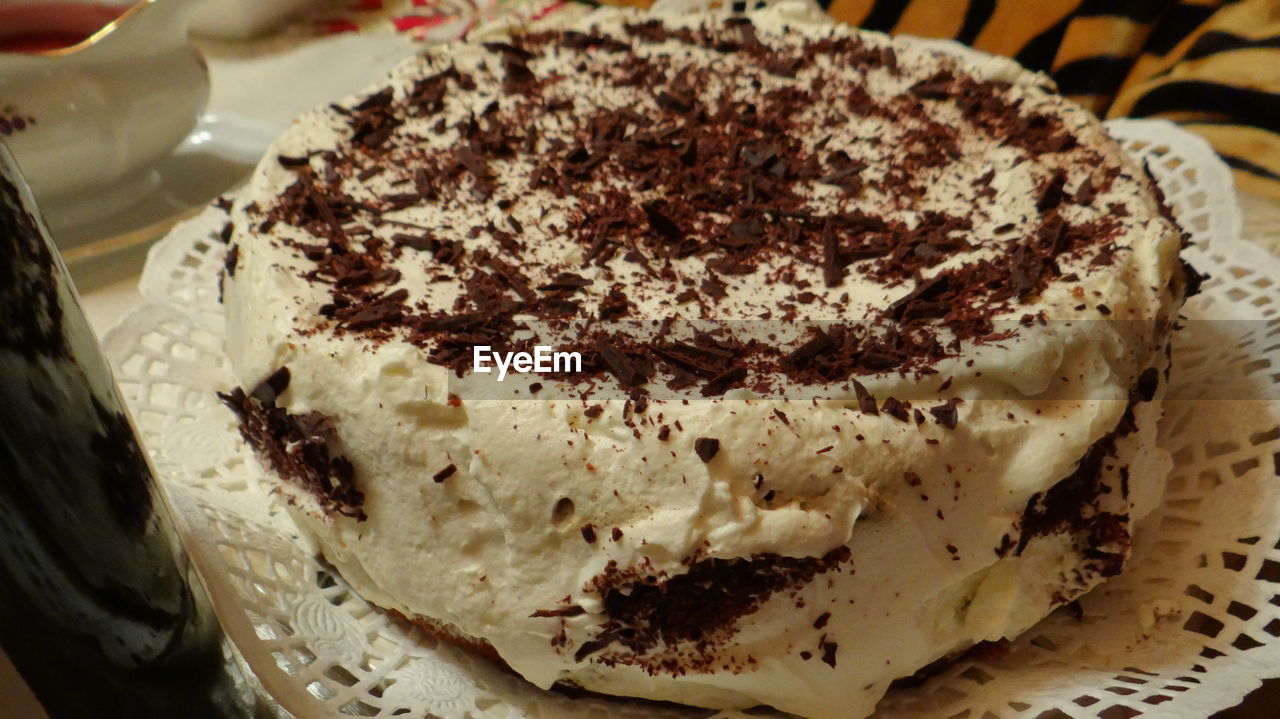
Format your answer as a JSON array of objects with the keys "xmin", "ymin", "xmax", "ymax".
[{"xmin": 217, "ymin": 3, "xmax": 1193, "ymax": 717}]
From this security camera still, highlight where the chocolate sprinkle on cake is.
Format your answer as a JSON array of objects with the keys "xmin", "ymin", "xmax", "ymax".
[
  {"xmin": 694, "ymin": 437, "xmax": 720, "ymax": 463},
  {"xmin": 218, "ymin": 367, "xmax": 366, "ymax": 520}
]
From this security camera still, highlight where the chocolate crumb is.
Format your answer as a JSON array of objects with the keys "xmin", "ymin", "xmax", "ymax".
[
  {"xmin": 1135, "ymin": 367, "xmax": 1160, "ymax": 402},
  {"xmin": 881, "ymin": 397, "xmax": 910, "ymax": 422},
  {"xmin": 695, "ymin": 437, "xmax": 720, "ymax": 463},
  {"xmin": 531, "ymin": 606, "xmax": 586, "ymax": 618},
  {"xmin": 218, "ymin": 367, "xmax": 365, "ymax": 520},
  {"xmin": 223, "ymin": 244, "xmax": 239, "ymax": 278},
  {"xmin": 853, "ymin": 380, "xmax": 878, "ymax": 415},
  {"xmin": 579, "ymin": 546, "xmax": 851, "ymax": 671},
  {"xmin": 928, "ymin": 399, "xmax": 961, "ymax": 430},
  {"xmin": 820, "ymin": 636, "xmax": 838, "ymax": 667}
]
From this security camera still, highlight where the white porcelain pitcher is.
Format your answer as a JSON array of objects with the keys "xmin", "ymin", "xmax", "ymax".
[{"xmin": 0, "ymin": 0, "xmax": 209, "ymax": 205}]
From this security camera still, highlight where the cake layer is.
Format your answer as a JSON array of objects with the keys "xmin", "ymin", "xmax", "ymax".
[{"xmin": 219, "ymin": 3, "xmax": 1189, "ymax": 717}]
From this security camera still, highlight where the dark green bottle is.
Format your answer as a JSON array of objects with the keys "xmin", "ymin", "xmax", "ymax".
[{"xmin": 0, "ymin": 141, "xmax": 269, "ymax": 718}]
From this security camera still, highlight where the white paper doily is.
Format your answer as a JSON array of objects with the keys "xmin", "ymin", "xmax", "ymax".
[{"xmin": 102, "ymin": 88, "xmax": 1279, "ymax": 719}]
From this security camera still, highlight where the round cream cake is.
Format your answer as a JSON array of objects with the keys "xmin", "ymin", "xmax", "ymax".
[{"xmin": 218, "ymin": 4, "xmax": 1193, "ymax": 717}]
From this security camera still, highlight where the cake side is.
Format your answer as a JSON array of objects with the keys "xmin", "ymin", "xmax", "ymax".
[{"xmin": 218, "ymin": 4, "xmax": 1188, "ymax": 717}]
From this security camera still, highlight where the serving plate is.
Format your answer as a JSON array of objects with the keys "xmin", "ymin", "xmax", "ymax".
[
  {"xmin": 53, "ymin": 112, "xmax": 273, "ymax": 260},
  {"xmin": 100, "ymin": 95, "xmax": 1280, "ymax": 719},
  {"xmin": 79, "ymin": 1, "xmax": 1280, "ymax": 716}
]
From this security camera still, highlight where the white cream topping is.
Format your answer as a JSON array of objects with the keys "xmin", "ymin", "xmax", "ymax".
[{"xmin": 222, "ymin": 4, "xmax": 1185, "ymax": 717}]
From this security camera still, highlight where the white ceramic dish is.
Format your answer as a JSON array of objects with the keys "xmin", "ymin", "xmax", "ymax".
[
  {"xmin": 0, "ymin": 0, "xmax": 209, "ymax": 204},
  {"xmin": 53, "ymin": 26, "xmax": 420, "ymax": 265},
  {"xmin": 51, "ymin": 111, "xmax": 276, "ymax": 260}
]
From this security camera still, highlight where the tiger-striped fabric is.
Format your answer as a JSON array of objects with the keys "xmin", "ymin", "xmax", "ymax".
[
  {"xmin": 822, "ymin": 0, "xmax": 1280, "ymax": 199},
  {"xmin": 600, "ymin": 0, "xmax": 1280, "ymax": 199}
]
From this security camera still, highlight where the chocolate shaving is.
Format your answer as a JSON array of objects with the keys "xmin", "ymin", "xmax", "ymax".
[
  {"xmin": 501, "ymin": 53, "xmax": 538, "ymax": 92},
  {"xmin": 578, "ymin": 547, "xmax": 851, "ymax": 670},
  {"xmin": 1135, "ymin": 367, "xmax": 1159, "ymax": 402},
  {"xmin": 643, "ymin": 202, "xmax": 685, "ymax": 242},
  {"xmin": 218, "ymin": 367, "xmax": 365, "ymax": 520},
  {"xmin": 887, "ymin": 276, "xmax": 950, "ymax": 321},
  {"xmin": 655, "ymin": 90, "xmax": 693, "ymax": 114},
  {"xmin": 819, "ymin": 636, "xmax": 839, "ymax": 667},
  {"xmin": 853, "ymin": 380, "xmax": 878, "ymax": 415},
  {"xmin": 531, "ymin": 605, "xmax": 586, "ymax": 618},
  {"xmin": 538, "ymin": 273, "xmax": 593, "ymax": 293},
  {"xmin": 694, "ymin": 437, "xmax": 720, "ymax": 463},
  {"xmin": 701, "ymin": 366, "xmax": 746, "ymax": 396},
  {"xmin": 881, "ymin": 396, "xmax": 910, "ymax": 422},
  {"xmin": 1036, "ymin": 170, "xmax": 1068, "ymax": 213},
  {"xmin": 598, "ymin": 340, "xmax": 647, "ymax": 387},
  {"xmin": 928, "ymin": 398, "xmax": 961, "ymax": 429},
  {"xmin": 224, "ymin": 244, "xmax": 239, "ymax": 278}
]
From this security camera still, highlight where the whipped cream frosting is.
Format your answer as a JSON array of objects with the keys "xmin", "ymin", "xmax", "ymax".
[{"xmin": 219, "ymin": 4, "xmax": 1189, "ymax": 717}]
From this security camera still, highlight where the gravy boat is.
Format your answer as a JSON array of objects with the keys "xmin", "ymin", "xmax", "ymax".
[{"xmin": 0, "ymin": 0, "xmax": 209, "ymax": 216}]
